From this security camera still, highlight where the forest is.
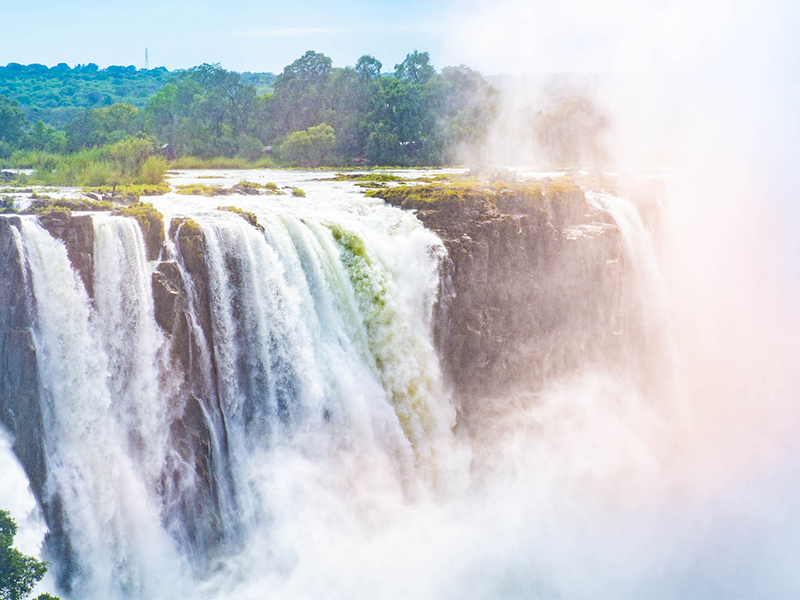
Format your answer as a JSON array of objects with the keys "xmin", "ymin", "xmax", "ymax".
[{"xmin": 0, "ymin": 50, "xmax": 606, "ymax": 186}]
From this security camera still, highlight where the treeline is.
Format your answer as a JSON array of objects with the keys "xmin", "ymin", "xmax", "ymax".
[
  {"xmin": 0, "ymin": 50, "xmax": 497, "ymax": 171},
  {"xmin": 0, "ymin": 63, "xmax": 175, "ymax": 128}
]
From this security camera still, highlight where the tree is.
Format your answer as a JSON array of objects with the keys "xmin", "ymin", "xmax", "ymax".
[
  {"xmin": 28, "ymin": 121, "xmax": 66, "ymax": 153},
  {"xmin": 277, "ymin": 51, "xmax": 333, "ymax": 88},
  {"xmin": 354, "ymin": 55, "xmax": 382, "ymax": 81},
  {"xmin": 394, "ymin": 51, "xmax": 435, "ymax": 84},
  {"xmin": 269, "ymin": 51, "xmax": 335, "ymax": 136},
  {"xmin": 0, "ymin": 510, "xmax": 53, "ymax": 600},
  {"xmin": 278, "ymin": 123, "xmax": 335, "ymax": 167},
  {"xmin": 0, "ymin": 96, "xmax": 28, "ymax": 146}
]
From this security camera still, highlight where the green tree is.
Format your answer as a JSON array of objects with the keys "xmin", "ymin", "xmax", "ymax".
[
  {"xmin": 0, "ymin": 510, "xmax": 51, "ymax": 600},
  {"xmin": 278, "ymin": 123, "xmax": 335, "ymax": 167},
  {"xmin": 394, "ymin": 51, "xmax": 435, "ymax": 84},
  {"xmin": 269, "ymin": 51, "xmax": 335, "ymax": 136},
  {"xmin": 0, "ymin": 96, "xmax": 28, "ymax": 146},
  {"xmin": 107, "ymin": 136, "xmax": 156, "ymax": 175},
  {"xmin": 354, "ymin": 55, "xmax": 382, "ymax": 81},
  {"xmin": 28, "ymin": 121, "xmax": 66, "ymax": 153}
]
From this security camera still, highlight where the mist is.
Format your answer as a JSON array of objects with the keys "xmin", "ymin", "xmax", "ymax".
[
  {"xmin": 205, "ymin": 5, "xmax": 800, "ymax": 592},
  {"xmin": 3, "ymin": 2, "xmax": 800, "ymax": 599},
  {"xmin": 423, "ymin": 0, "xmax": 800, "ymax": 596}
]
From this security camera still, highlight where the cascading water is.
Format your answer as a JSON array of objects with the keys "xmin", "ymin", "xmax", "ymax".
[
  {"xmin": 1, "ymin": 172, "xmax": 717, "ymax": 599},
  {"xmin": 1, "ymin": 179, "xmax": 466, "ymax": 598},
  {"xmin": 18, "ymin": 218, "xmax": 184, "ymax": 598}
]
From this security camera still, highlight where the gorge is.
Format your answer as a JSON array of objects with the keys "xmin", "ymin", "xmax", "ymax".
[{"xmin": 1, "ymin": 170, "xmax": 683, "ymax": 598}]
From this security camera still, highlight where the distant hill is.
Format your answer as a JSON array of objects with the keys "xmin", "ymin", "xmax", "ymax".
[{"xmin": 0, "ymin": 63, "xmax": 276, "ymax": 128}]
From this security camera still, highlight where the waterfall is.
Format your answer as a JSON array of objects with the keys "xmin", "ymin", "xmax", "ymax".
[
  {"xmin": 586, "ymin": 192, "xmax": 680, "ymax": 404},
  {"xmin": 4, "ymin": 194, "xmax": 457, "ymax": 597},
  {"xmin": 18, "ymin": 218, "xmax": 184, "ymax": 598},
  {"xmin": 0, "ymin": 178, "xmax": 698, "ymax": 599}
]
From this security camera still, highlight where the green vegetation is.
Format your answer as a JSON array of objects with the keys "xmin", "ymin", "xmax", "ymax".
[
  {"xmin": 83, "ymin": 183, "xmax": 169, "ymax": 202},
  {"xmin": 177, "ymin": 181, "xmax": 284, "ymax": 197},
  {"xmin": 0, "ymin": 63, "xmax": 176, "ymax": 128},
  {"xmin": 366, "ymin": 177, "xmax": 586, "ymax": 218},
  {"xmin": 112, "ymin": 202, "xmax": 163, "ymax": 230},
  {"xmin": 332, "ymin": 172, "xmax": 403, "ymax": 182},
  {"xmin": 176, "ymin": 181, "xmax": 284, "ymax": 197},
  {"xmin": 291, "ymin": 187, "xmax": 306, "ymax": 197},
  {"xmin": 217, "ymin": 205, "xmax": 263, "ymax": 230},
  {"xmin": 175, "ymin": 183, "xmax": 221, "ymax": 197},
  {"xmin": 0, "ymin": 509, "xmax": 55, "ymax": 600},
  {"xmin": 179, "ymin": 218, "xmax": 202, "ymax": 236},
  {"xmin": 167, "ymin": 156, "xmax": 276, "ymax": 169},
  {"xmin": 230, "ymin": 181, "xmax": 284, "ymax": 195},
  {"xmin": 276, "ymin": 123, "xmax": 336, "ymax": 167},
  {"xmin": 0, "ymin": 53, "xmax": 606, "ymax": 175},
  {"xmin": 0, "ymin": 51, "xmax": 498, "ymax": 174},
  {"xmin": 35, "ymin": 205, "xmax": 72, "ymax": 228},
  {"xmin": 20, "ymin": 197, "xmax": 115, "ymax": 214}
]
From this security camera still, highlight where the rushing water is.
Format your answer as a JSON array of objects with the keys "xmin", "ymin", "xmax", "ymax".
[{"xmin": 3, "ymin": 169, "xmax": 798, "ymax": 599}]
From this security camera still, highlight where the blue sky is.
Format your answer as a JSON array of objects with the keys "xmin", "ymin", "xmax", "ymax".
[
  {"xmin": 0, "ymin": 0, "xmax": 459, "ymax": 73},
  {"xmin": 1, "ymin": 0, "xmax": 797, "ymax": 77}
]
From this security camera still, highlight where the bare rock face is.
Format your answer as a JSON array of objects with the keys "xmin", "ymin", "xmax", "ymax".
[
  {"xmin": 40, "ymin": 213, "xmax": 95, "ymax": 298},
  {"xmin": 373, "ymin": 181, "xmax": 625, "ymax": 407},
  {"xmin": 0, "ymin": 216, "xmax": 78, "ymax": 585},
  {"xmin": 1, "ymin": 213, "xmax": 230, "ymax": 576}
]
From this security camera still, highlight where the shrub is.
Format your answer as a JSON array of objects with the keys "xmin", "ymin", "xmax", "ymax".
[{"xmin": 140, "ymin": 156, "xmax": 167, "ymax": 184}]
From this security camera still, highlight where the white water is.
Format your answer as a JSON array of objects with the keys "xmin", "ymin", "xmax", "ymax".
[
  {"xmin": 19, "ymin": 218, "xmax": 185, "ymax": 598},
  {"xmin": 5, "ymin": 176, "xmax": 463, "ymax": 598},
  {"xmin": 5, "ymin": 170, "xmax": 797, "ymax": 598}
]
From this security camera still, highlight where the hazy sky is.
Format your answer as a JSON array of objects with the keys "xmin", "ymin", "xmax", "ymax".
[{"xmin": 0, "ymin": 0, "xmax": 797, "ymax": 76}]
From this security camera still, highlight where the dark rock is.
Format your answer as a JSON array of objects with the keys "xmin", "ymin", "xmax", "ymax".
[
  {"xmin": 0, "ymin": 216, "xmax": 78, "ymax": 590},
  {"xmin": 152, "ymin": 262, "xmax": 182, "ymax": 333},
  {"xmin": 377, "ymin": 183, "xmax": 624, "ymax": 411},
  {"xmin": 40, "ymin": 213, "xmax": 95, "ymax": 298}
]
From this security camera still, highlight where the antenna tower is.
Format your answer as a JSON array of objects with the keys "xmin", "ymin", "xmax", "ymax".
[{"xmin": 145, "ymin": 48, "xmax": 149, "ymax": 70}]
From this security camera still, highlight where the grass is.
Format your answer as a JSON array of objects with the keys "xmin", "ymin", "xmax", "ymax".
[
  {"xmin": 332, "ymin": 173, "xmax": 404, "ymax": 183},
  {"xmin": 168, "ymin": 155, "xmax": 278, "ymax": 170},
  {"xmin": 365, "ymin": 178, "xmax": 586, "ymax": 216}
]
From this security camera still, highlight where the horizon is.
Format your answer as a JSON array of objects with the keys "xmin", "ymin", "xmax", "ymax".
[{"xmin": 4, "ymin": 0, "xmax": 794, "ymax": 77}]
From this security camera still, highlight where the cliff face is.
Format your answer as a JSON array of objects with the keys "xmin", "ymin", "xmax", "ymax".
[
  {"xmin": 0, "ymin": 185, "xmax": 633, "ymax": 585},
  {"xmin": 0, "ymin": 213, "xmax": 231, "ymax": 586},
  {"xmin": 371, "ymin": 181, "xmax": 625, "ymax": 409}
]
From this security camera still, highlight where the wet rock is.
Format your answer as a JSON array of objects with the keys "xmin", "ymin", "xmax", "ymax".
[
  {"xmin": 0, "ymin": 216, "xmax": 78, "ymax": 590},
  {"xmin": 152, "ymin": 261, "xmax": 182, "ymax": 333},
  {"xmin": 377, "ymin": 183, "xmax": 624, "ymax": 408},
  {"xmin": 40, "ymin": 213, "xmax": 95, "ymax": 298}
]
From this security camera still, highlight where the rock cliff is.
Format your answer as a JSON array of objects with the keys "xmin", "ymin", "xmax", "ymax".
[{"xmin": 369, "ymin": 179, "xmax": 626, "ymax": 410}]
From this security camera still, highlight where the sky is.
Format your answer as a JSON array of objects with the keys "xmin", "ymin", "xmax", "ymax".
[
  {"xmin": 2, "ymin": 0, "xmax": 797, "ymax": 77},
  {"xmin": 0, "ymin": 0, "xmax": 456, "ymax": 73}
]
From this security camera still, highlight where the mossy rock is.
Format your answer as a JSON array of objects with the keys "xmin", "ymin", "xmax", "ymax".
[
  {"xmin": 367, "ymin": 179, "xmax": 586, "ymax": 222},
  {"xmin": 112, "ymin": 202, "xmax": 165, "ymax": 261},
  {"xmin": 21, "ymin": 197, "xmax": 116, "ymax": 214},
  {"xmin": 171, "ymin": 217, "xmax": 205, "ymax": 276},
  {"xmin": 217, "ymin": 205, "xmax": 264, "ymax": 232},
  {"xmin": 177, "ymin": 181, "xmax": 285, "ymax": 197},
  {"xmin": 83, "ymin": 183, "xmax": 169, "ymax": 202},
  {"xmin": 36, "ymin": 205, "xmax": 72, "ymax": 229}
]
